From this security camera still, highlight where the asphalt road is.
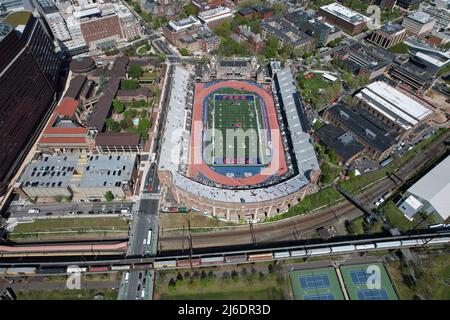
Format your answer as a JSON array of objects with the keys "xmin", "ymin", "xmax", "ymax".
[
  {"xmin": 124, "ymin": 198, "xmax": 160, "ymax": 300},
  {"xmin": 8, "ymin": 202, "xmax": 133, "ymax": 219}
]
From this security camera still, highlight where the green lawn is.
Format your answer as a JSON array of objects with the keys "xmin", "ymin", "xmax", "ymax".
[
  {"xmin": 388, "ymin": 42, "xmax": 409, "ymax": 54},
  {"xmin": 155, "ymin": 271, "xmax": 288, "ymax": 300},
  {"xmin": 10, "ymin": 217, "xmax": 129, "ymax": 241},
  {"xmin": 206, "ymin": 89, "xmax": 264, "ymax": 164},
  {"xmin": 160, "ymin": 211, "xmax": 237, "ymax": 231},
  {"xmin": 265, "ymin": 187, "xmax": 343, "ymax": 222},
  {"xmin": 386, "ymin": 252, "xmax": 450, "ymax": 300},
  {"xmin": 299, "ymin": 73, "xmax": 342, "ymax": 110},
  {"xmin": 16, "ymin": 289, "xmax": 118, "ymax": 300}
]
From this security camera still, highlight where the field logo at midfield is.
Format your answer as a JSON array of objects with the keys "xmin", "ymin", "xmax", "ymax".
[
  {"xmin": 366, "ymin": 265, "xmax": 381, "ymax": 290},
  {"xmin": 66, "ymin": 265, "xmax": 81, "ymax": 290}
]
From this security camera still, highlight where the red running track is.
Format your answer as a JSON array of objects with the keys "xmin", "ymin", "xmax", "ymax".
[{"xmin": 188, "ymin": 81, "xmax": 288, "ymax": 186}]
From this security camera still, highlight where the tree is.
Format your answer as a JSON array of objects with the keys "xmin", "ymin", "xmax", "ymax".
[
  {"xmin": 176, "ymin": 272, "xmax": 183, "ymax": 281},
  {"xmin": 272, "ymin": 2, "xmax": 287, "ymax": 16},
  {"xmin": 168, "ymin": 278, "xmax": 176, "ymax": 288},
  {"xmin": 106, "ymin": 118, "xmax": 120, "ymax": 133},
  {"xmin": 113, "ymin": 99, "xmax": 125, "ymax": 114},
  {"xmin": 133, "ymin": 3, "xmax": 142, "ymax": 14},
  {"xmin": 104, "ymin": 191, "xmax": 114, "ymax": 202},
  {"xmin": 213, "ymin": 20, "xmax": 233, "ymax": 38},
  {"xmin": 179, "ymin": 48, "xmax": 189, "ymax": 56},
  {"xmin": 128, "ymin": 65, "xmax": 144, "ymax": 79},
  {"xmin": 222, "ymin": 271, "xmax": 231, "ymax": 280},
  {"xmin": 120, "ymin": 118, "xmax": 132, "ymax": 130}
]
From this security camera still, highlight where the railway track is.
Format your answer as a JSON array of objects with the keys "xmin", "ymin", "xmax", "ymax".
[{"xmin": 159, "ymin": 130, "xmax": 449, "ymax": 251}]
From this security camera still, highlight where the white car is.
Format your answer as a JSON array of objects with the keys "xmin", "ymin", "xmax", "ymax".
[
  {"xmin": 143, "ymin": 239, "xmax": 147, "ymax": 245},
  {"xmin": 68, "ymin": 211, "xmax": 75, "ymax": 215}
]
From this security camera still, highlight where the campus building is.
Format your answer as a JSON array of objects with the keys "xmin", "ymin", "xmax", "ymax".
[
  {"xmin": 356, "ymin": 81, "xmax": 433, "ymax": 136},
  {"xmin": 197, "ymin": 6, "xmax": 233, "ymax": 28},
  {"xmin": 402, "ymin": 12, "xmax": 436, "ymax": 35},
  {"xmin": 37, "ymin": 97, "xmax": 95, "ymax": 154},
  {"xmin": 367, "ymin": 24, "xmax": 407, "ymax": 49},
  {"xmin": 318, "ymin": 2, "xmax": 369, "ymax": 35},
  {"xmin": 261, "ymin": 16, "xmax": 315, "ymax": 54},
  {"xmin": 0, "ymin": 10, "xmax": 62, "ymax": 196},
  {"xmin": 334, "ymin": 43, "xmax": 393, "ymax": 79},
  {"xmin": 15, "ymin": 154, "xmax": 139, "ymax": 200}
]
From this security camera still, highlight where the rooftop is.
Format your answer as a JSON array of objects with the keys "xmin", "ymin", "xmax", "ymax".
[
  {"xmin": 18, "ymin": 154, "xmax": 137, "ymax": 190},
  {"xmin": 95, "ymin": 133, "xmax": 141, "ymax": 146},
  {"xmin": 326, "ymin": 103, "xmax": 395, "ymax": 153},
  {"xmin": 379, "ymin": 23, "xmax": 406, "ymax": 35},
  {"xmin": 356, "ymin": 81, "xmax": 432, "ymax": 130},
  {"xmin": 320, "ymin": 2, "xmax": 369, "ymax": 25},
  {"xmin": 167, "ymin": 15, "xmax": 201, "ymax": 32},
  {"xmin": 407, "ymin": 155, "xmax": 450, "ymax": 220},
  {"xmin": 406, "ymin": 11, "xmax": 434, "ymax": 24},
  {"xmin": 261, "ymin": 16, "xmax": 313, "ymax": 47},
  {"xmin": 314, "ymin": 124, "xmax": 364, "ymax": 163}
]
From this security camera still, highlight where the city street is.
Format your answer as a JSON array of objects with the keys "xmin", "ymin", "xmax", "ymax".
[{"xmin": 8, "ymin": 201, "xmax": 133, "ymax": 220}]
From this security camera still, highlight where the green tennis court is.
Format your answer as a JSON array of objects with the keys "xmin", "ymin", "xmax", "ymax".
[
  {"xmin": 289, "ymin": 267, "xmax": 345, "ymax": 300},
  {"xmin": 340, "ymin": 263, "xmax": 398, "ymax": 300}
]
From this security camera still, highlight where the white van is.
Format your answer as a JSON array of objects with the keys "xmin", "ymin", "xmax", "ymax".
[
  {"xmin": 121, "ymin": 209, "xmax": 130, "ymax": 214},
  {"xmin": 124, "ymin": 272, "xmax": 129, "ymax": 283},
  {"xmin": 141, "ymin": 289, "xmax": 145, "ymax": 299},
  {"xmin": 27, "ymin": 209, "xmax": 39, "ymax": 214}
]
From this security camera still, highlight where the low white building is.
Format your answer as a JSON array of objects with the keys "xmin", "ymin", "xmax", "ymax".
[{"xmin": 397, "ymin": 155, "xmax": 450, "ymax": 222}]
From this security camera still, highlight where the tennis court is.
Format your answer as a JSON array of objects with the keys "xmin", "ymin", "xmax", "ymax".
[
  {"xmin": 289, "ymin": 268, "xmax": 345, "ymax": 300},
  {"xmin": 340, "ymin": 263, "xmax": 398, "ymax": 300}
]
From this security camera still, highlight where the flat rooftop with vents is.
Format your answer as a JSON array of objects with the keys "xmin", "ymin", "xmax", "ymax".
[{"xmin": 356, "ymin": 81, "xmax": 432, "ymax": 131}]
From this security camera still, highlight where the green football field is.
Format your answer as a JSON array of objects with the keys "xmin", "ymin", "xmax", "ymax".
[
  {"xmin": 340, "ymin": 263, "xmax": 398, "ymax": 300},
  {"xmin": 289, "ymin": 268, "xmax": 345, "ymax": 300},
  {"xmin": 205, "ymin": 88, "xmax": 267, "ymax": 166}
]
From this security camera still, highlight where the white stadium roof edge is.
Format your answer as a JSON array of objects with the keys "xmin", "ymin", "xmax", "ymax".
[{"xmin": 158, "ymin": 66, "xmax": 319, "ymax": 203}]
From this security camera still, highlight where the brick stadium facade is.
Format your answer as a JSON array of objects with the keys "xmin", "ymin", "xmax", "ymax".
[{"xmin": 160, "ymin": 171, "xmax": 318, "ymax": 222}]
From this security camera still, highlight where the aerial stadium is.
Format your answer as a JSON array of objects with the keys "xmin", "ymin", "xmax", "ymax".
[{"xmin": 158, "ymin": 60, "xmax": 320, "ymax": 223}]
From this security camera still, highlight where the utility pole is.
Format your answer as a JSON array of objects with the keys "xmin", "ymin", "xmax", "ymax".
[{"xmin": 188, "ymin": 220, "xmax": 193, "ymax": 269}]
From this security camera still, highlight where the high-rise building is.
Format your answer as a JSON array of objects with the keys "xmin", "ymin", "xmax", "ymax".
[{"xmin": 0, "ymin": 11, "xmax": 62, "ymax": 195}]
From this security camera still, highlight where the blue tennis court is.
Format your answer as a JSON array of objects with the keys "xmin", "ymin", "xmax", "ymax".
[
  {"xmin": 300, "ymin": 273, "xmax": 330, "ymax": 289},
  {"xmin": 304, "ymin": 293, "xmax": 335, "ymax": 300},
  {"xmin": 357, "ymin": 289, "xmax": 389, "ymax": 300},
  {"xmin": 350, "ymin": 270, "xmax": 370, "ymax": 284}
]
